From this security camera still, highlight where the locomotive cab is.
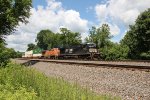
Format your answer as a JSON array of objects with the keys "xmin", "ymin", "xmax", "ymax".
[
  {"xmin": 83, "ymin": 43, "xmax": 98, "ymax": 53},
  {"xmin": 84, "ymin": 43, "xmax": 100, "ymax": 59}
]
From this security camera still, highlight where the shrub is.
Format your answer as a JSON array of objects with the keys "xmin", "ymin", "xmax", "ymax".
[
  {"xmin": 140, "ymin": 51, "xmax": 150, "ymax": 60},
  {"xmin": 0, "ymin": 43, "xmax": 11, "ymax": 67},
  {"xmin": 0, "ymin": 84, "xmax": 37, "ymax": 100},
  {"xmin": 0, "ymin": 43, "xmax": 22, "ymax": 67},
  {"xmin": 100, "ymin": 43, "xmax": 129, "ymax": 60}
]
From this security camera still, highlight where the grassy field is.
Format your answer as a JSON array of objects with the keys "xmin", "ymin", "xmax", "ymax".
[{"xmin": 0, "ymin": 63, "xmax": 120, "ymax": 100}]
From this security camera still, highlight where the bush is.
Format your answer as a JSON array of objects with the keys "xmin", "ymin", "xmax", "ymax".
[
  {"xmin": 0, "ymin": 43, "xmax": 11, "ymax": 67},
  {"xmin": 0, "ymin": 43, "xmax": 22, "ymax": 67},
  {"xmin": 140, "ymin": 51, "xmax": 150, "ymax": 60},
  {"xmin": 0, "ymin": 84, "xmax": 37, "ymax": 100},
  {"xmin": 100, "ymin": 43, "xmax": 129, "ymax": 60}
]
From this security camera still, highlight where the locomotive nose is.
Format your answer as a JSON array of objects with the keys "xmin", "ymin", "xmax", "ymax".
[{"xmin": 89, "ymin": 48, "xmax": 97, "ymax": 53}]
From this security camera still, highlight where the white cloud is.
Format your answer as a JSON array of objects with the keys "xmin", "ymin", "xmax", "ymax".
[
  {"xmin": 96, "ymin": 22, "xmax": 120, "ymax": 36},
  {"xmin": 47, "ymin": 0, "xmax": 62, "ymax": 11},
  {"xmin": 95, "ymin": 4, "xmax": 107, "ymax": 22},
  {"xmin": 95, "ymin": 0, "xmax": 150, "ymax": 25},
  {"xmin": 6, "ymin": 0, "xmax": 89, "ymax": 51},
  {"xmin": 95, "ymin": 0, "xmax": 150, "ymax": 34},
  {"xmin": 109, "ymin": 24, "xmax": 120, "ymax": 35}
]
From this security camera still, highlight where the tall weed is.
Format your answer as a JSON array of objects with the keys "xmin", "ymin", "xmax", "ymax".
[{"xmin": 0, "ymin": 63, "xmax": 120, "ymax": 100}]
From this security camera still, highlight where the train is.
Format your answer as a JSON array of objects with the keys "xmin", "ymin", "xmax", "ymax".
[{"xmin": 22, "ymin": 43, "xmax": 100, "ymax": 60}]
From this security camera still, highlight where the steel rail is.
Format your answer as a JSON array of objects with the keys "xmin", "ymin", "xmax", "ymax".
[{"xmin": 24, "ymin": 59, "xmax": 150, "ymax": 71}]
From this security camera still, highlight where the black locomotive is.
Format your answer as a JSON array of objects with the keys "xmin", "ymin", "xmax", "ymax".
[{"xmin": 59, "ymin": 43, "xmax": 100, "ymax": 59}]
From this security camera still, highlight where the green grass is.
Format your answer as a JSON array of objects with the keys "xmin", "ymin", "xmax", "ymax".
[{"xmin": 0, "ymin": 63, "xmax": 121, "ymax": 100}]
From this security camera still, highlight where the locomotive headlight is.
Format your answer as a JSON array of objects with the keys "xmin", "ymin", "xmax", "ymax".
[{"xmin": 89, "ymin": 48, "xmax": 97, "ymax": 53}]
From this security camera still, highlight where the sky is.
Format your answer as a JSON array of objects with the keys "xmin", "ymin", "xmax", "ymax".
[{"xmin": 6, "ymin": 0, "xmax": 150, "ymax": 51}]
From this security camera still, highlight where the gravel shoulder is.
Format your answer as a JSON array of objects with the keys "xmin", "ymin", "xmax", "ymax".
[{"xmin": 13, "ymin": 59, "xmax": 150, "ymax": 100}]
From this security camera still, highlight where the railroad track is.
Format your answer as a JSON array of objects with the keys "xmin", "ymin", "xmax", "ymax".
[{"xmin": 20, "ymin": 58, "xmax": 150, "ymax": 71}]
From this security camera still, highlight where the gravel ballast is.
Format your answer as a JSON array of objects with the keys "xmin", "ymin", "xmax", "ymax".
[{"xmin": 14, "ymin": 59, "xmax": 150, "ymax": 100}]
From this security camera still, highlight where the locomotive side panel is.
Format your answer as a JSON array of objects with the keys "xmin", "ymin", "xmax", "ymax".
[{"xmin": 59, "ymin": 43, "xmax": 100, "ymax": 59}]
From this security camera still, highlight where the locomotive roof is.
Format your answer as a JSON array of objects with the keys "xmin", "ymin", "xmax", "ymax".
[{"xmin": 85, "ymin": 42, "xmax": 96, "ymax": 45}]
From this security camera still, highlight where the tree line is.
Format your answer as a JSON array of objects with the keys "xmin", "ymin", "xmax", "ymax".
[
  {"xmin": 28, "ymin": 8, "xmax": 150, "ymax": 60},
  {"xmin": 88, "ymin": 8, "xmax": 150, "ymax": 60},
  {"xmin": 27, "ymin": 28, "xmax": 82, "ymax": 50}
]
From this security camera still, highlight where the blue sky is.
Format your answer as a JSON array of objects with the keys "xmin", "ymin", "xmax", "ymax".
[
  {"xmin": 6, "ymin": 0, "xmax": 150, "ymax": 51},
  {"xmin": 32, "ymin": 0, "xmax": 103, "ymax": 23},
  {"xmin": 32, "ymin": 0, "xmax": 123, "ymax": 42}
]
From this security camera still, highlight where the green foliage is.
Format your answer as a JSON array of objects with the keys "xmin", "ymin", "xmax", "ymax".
[
  {"xmin": 0, "ymin": 0, "xmax": 31, "ymax": 66},
  {"xmin": 100, "ymin": 42, "xmax": 129, "ymax": 60},
  {"xmin": 36, "ymin": 30, "xmax": 55, "ymax": 50},
  {"xmin": 0, "ymin": 43, "xmax": 15, "ymax": 67},
  {"xmin": 36, "ymin": 28, "xmax": 82, "ymax": 50},
  {"xmin": 85, "ymin": 26, "xmax": 97, "ymax": 43},
  {"xmin": 0, "ymin": 43, "xmax": 11, "ymax": 66},
  {"xmin": 0, "ymin": 43, "xmax": 22, "ymax": 67},
  {"xmin": 0, "ymin": 63, "xmax": 120, "ymax": 100},
  {"xmin": 60, "ymin": 28, "xmax": 82, "ymax": 48},
  {"xmin": 6, "ymin": 48, "xmax": 22, "ymax": 58},
  {"xmin": 86, "ymin": 24, "xmax": 129, "ymax": 60},
  {"xmin": 15, "ymin": 51, "xmax": 23, "ymax": 58},
  {"xmin": 121, "ymin": 8, "xmax": 150, "ymax": 59},
  {"xmin": 0, "ymin": 0, "xmax": 32, "ymax": 40},
  {"xmin": 86, "ymin": 24, "xmax": 112, "ymax": 49},
  {"xmin": 27, "ymin": 43, "xmax": 36, "ymax": 51},
  {"xmin": 0, "ymin": 84, "xmax": 37, "ymax": 100},
  {"xmin": 96, "ymin": 24, "xmax": 112, "ymax": 48},
  {"xmin": 140, "ymin": 51, "xmax": 150, "ymax": 60}
]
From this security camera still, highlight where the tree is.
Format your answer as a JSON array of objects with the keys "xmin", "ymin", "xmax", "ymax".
[
  {"xmin": 36, "ymin": 28, "xmax": 82, "ymax": 50},
  {"xmin": 60, "ymin": 28, "xmax": 82, "ymax": 48},
  {"xmin": 0, "ymin": 0, "xmax": 31, "ymax": 66},
  {"xmin": 36, "ymin": 30, "xmax": 62, "ymax": 50},
  {"xmin": 36, "ymin": 30, "xmax": 53, "ymax": 50},
  {"xmin": 53, "ymin": 33, "xmax": 63, "ymax": 48},
  {"xmin": 0, "ymin": 0, "xmax": 32, "ymax": 41},
  {"xmin": 0, "ymin": 43, "xmax": 9, "ymax": 66},
  {"xmin": 0, "ymin": 44, "xmax": 23, "ymax": 66},
  {"xmin": 14, "ymin": 51, "xmax": 22, "ymax": 58},
  {"xmin": 86, "ymin": 26, "xmax": 97, "ymax": 43},
  {"xmin": 96, "ymin": 24, "xmax": 112, "ymax": 48},
  {"xmin": 121, "ymin": 8, "xmax": 150, "ymax": 59},
  {"xmin": 27, "ymin": 43, "xmax": 36, "ymax": 51},
  {"xmin": 86, "ymin": 24, "xmax": 112, "ymax": 49},
  {"xmin": 0, "ymin": 43, "xmax": 16, "ymax": 66}
]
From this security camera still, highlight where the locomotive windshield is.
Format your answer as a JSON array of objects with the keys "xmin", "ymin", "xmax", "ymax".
[{"xmin": 86, "ymin": 43, "xmax": 96, "ymax": 48}]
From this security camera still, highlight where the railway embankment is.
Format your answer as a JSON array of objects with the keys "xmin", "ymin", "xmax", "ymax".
[{"xmin": 13, "ymin": 59, "xmax": 150, "ymax": 100}]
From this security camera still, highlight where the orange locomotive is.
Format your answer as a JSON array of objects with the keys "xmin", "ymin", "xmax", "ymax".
[{"xmin": 42, "ymin": 48, "xmax": 60, "ymax": 59}]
